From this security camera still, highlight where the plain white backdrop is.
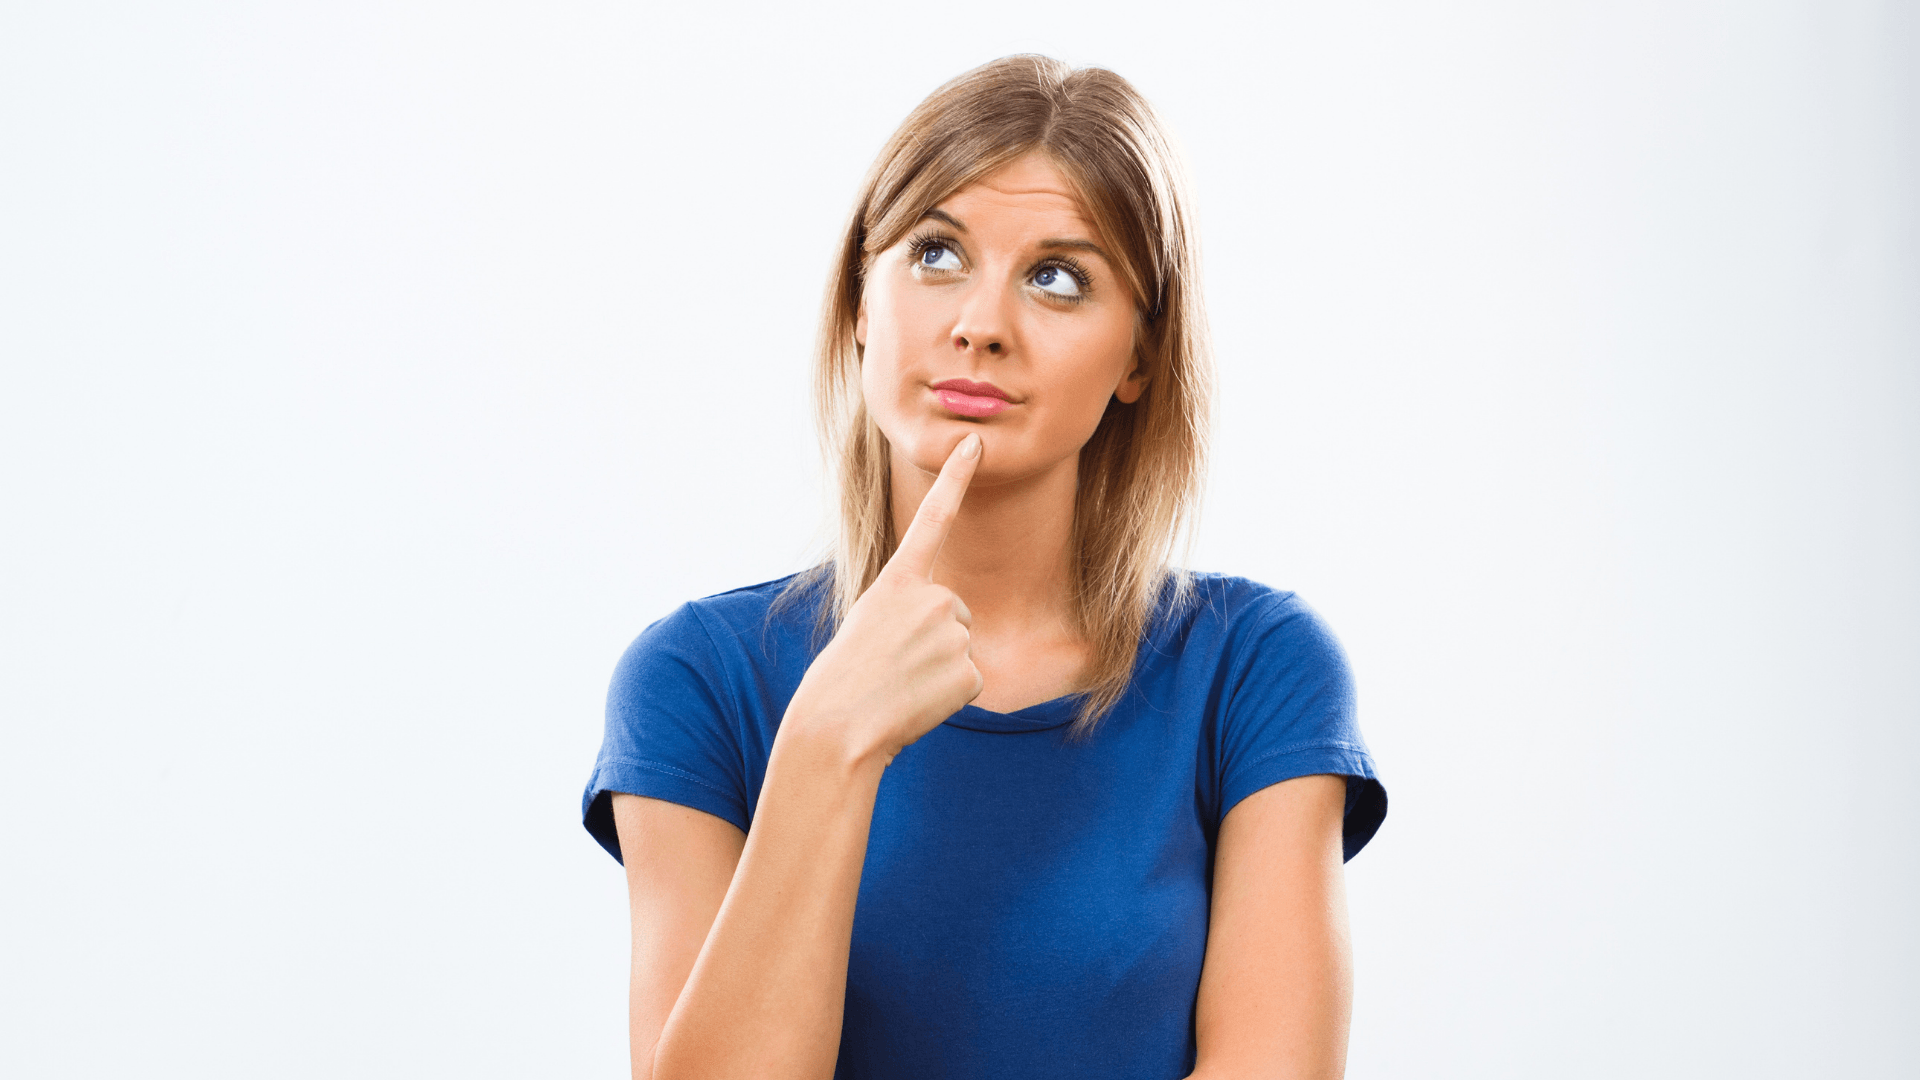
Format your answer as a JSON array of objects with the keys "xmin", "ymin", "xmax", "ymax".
[{"xmin": 3, "ymin": 1, "xmax": 1915, "ymax": 1076}]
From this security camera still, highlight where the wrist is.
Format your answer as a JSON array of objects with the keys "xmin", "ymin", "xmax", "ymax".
[{"xmin": 774, "ymin": 703, "xmax": 896, "ymax": 779}]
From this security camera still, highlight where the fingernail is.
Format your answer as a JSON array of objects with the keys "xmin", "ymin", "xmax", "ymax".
[{"xmin": 961, "ymin": 434, "xmax": 980, "ymax": 459}]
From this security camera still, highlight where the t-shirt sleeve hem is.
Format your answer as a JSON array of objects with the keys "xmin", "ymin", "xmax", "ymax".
[
  {"xmin": 1220, "ymin": 743, "xmax": 1388, "ymax": 863},
  {"xmin": 581, "ymin": 757, "xmax": 751, "ymax": 864}
]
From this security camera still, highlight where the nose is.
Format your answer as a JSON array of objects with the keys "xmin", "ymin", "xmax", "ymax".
[{"xmin": 950, "ymin": 277, "xmax": 1012, "ymax": 357}]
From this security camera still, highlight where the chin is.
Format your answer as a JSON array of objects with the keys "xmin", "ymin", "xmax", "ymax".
[{"xmin": 887, "ymin": 418, "xmax": 978, "ymax": 476}]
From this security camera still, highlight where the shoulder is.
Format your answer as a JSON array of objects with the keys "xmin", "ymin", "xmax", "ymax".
[
  {"xmin": 591, "ymin": 577, "xmax": 815, "ymax": 857},
  {"xmin": 682, "ymin": 571, "xmax": 815, "ymax": 628},
  {"xmin": 614, "ymin": 571, "xmax": 825, "ymax": 688},
  {"xmin": 1179, "ymin": 574, "xmax": 1382, "ymax": 856},
  {"xmin": 629, "ymin": 572, "xmax": 818, "ymax": 649},
  {"xmin": 1153, "ymin": 571, "xmax": 1356, "ymax": 726},
  {"xmin": 699, "ymin": 571, "xmax": 816, "ymax": 607},
  {"xmin": 1158, "ymin": 571, "xmax": 1345, "ymax": 662}
]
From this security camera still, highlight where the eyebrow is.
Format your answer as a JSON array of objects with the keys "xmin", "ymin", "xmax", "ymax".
[
  {"xmin": 923, "ymin": 209, "xmax": 968, "ymax": 232},
  {"xmin": 1037, "ymin": 238, "xmax": 1111, "ymax": 261},
  {"xmin": 918, "ymin": 209, "xmax": 1113, "ymax": 262}
]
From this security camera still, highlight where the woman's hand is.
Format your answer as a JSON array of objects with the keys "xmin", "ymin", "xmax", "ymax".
[
  {"xmin": 638, "ymin": 433, "xmax": 982, "ymax": 1080},
  {"xmin": 784, "ymin": 433, "xmax": 984, "ymax": 765}
]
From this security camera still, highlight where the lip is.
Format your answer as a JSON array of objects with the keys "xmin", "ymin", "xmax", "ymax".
[
  {"xmin": 932, "ymin": 378, "xmax": 1013, "ymax": 401},
  {"xmin": 931, "ymin": 378, "xmax": 1015, "ymax": 418}
]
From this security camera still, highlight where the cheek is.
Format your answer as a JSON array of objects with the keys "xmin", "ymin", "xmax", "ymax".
[
  {"xmin": 856, "ymin": 296, "xmax": 919, "ymax": 441},
  {"xmin": 859, "ymin": 278, "xmax": 948, "ymax": 410},
  {"xmin": 859, "ymin": 346, "xmax": 899, "ymax": 417},
  {"xmin": 868, "ymin": 278, "xmax": 945, "ymax": 354},
  {"xmin": 1050, "ymin": 320, "xmax": 1136, "ymax": 422},
  {"xmin": 857, "ymin": 285, "xmax": 900, "ymax": 387},
  {"xmin": 1007, "ymin": 323, "xmax": 1131, "ymax": 460}
]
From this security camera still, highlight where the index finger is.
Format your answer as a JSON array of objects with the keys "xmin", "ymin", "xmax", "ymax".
[{"xmin": 886, "ymin": 433, "xmax": 981, "ymax": 581}]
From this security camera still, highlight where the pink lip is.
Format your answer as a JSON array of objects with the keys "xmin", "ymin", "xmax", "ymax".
[
  {"xmin": 935, "ymin": 389, "xmax": 1009, "ymax": 417},
  {"xmin": 931, "ymin": 379, "xmax": 1015, "ymax": 418},
  {"xmin": 933, "ymin": 378, "xmax": 1013, "ymax": 401}
]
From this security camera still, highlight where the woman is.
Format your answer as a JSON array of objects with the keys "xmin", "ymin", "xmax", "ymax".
[{"xmin": 582, "ymin": 55, "xmax": 1386, "ymax": 1080}]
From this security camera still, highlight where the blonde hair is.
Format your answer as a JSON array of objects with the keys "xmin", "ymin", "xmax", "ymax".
[{"xmin": 786, "ymin": 54, "xmax": 1213, "ymax": 736}]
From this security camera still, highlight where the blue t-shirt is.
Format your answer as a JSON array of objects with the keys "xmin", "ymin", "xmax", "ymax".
[{"xmin": 582, "ymin": 571, "xmax": 1386, "ymax": 1079}]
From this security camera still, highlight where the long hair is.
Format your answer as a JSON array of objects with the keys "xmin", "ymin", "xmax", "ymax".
[{"xmin": 784, "ymin": 54, "xmax": 1213, "ymax": 736}]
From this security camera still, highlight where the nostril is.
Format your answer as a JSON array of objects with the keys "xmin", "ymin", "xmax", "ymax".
[{"xmin": 987, "ymin": 343, "xmax": 1002, "ymax": 354}]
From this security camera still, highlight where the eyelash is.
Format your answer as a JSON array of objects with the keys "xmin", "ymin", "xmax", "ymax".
[
  {"xmin": 1040, "ymin": 256, "xmax": 1094, "ymax": 300},
  {"xmin": 904, "ymin": 231, "xmax": 1094, "ymax": 303},
  {"xmin": 904, "ymin": 231, "xmax": 956, "ymax": 267}
]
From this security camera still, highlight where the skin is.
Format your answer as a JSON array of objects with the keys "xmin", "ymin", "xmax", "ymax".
[
  {"xmin": 613, "ymin": 152, "xmax": 1354, "ymax": 1080},
  {"xmin": 854, "ymin": 151, "xmax": 1144, "ymax": 711}
]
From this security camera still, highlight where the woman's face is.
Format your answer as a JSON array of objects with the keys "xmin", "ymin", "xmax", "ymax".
[{"xmin": 856, "ymin": 151, "xmax": 1145, "ymax": 487}]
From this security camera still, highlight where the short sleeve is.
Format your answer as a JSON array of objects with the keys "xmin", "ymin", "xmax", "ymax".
[
  {"xmin": 581, "ymin": 604, "xmax": 752, "ymax": 863},
  {"xmin": 1217, "ymin": 591, "xmax": 1387, "ymax": 861}
]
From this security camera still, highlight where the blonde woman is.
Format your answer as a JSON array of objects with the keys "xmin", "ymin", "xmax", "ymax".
[{"xmin": 583, "ymin": 55, "xmax": 1387, "ymax": 1080}]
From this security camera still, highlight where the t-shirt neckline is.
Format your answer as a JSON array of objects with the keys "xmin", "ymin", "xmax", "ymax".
[{"xmin": 943, "ymin": 694, "xmax": 1083, "ymax": 734}]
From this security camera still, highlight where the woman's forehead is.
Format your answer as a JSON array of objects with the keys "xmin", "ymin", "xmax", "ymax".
[
  {"xmin": 966, "ymin": 151, "xmax": 1077, "ymax": 201},
  {"xmin": 932, "ymin": 153, "xmax": 1102, "ymax": 242}
]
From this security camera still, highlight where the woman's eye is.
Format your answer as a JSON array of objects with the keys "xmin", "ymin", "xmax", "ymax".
[
  {"xmin": 1031, "ymin": 265, "xmax": 1083, "ymax": 298},
  {"xmin": 917, "ymin": 244, "xmax": 962, "ymax": 271}
]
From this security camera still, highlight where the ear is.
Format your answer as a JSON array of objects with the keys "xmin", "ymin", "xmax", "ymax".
[
  {"xmin": 1114, "ymin": 358, "xmax": 1149, "ymax": 404},
  {"xmin": 855, "ymin": 297, "xmax": 868, "ymax": 348}
]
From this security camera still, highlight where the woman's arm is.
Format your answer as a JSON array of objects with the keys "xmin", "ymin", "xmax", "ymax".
[
  {"xmin": 614, "ymin": 435, "xmax": 985, "ymax": 1080},
  {"xmin": 611, "ymin": 794, "xmax": 744, "ymax": 1079},
  {"xmin": 1189, "ymin": 773, "xmax": 1354, "ymax": 1080},
  {"xmin": 613, "ymin": 730, "xmax": 889, "ymax": 1080}
]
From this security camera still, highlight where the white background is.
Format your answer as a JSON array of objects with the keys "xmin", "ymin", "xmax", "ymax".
[{"xmin": 3, "ymin": 2, "xmax": 1915, "ymax": 1076}]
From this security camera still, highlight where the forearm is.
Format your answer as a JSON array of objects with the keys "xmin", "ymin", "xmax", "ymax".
[{"xmin": 650, "ymin": 720, "xmax": 886, "ymax": 1080}]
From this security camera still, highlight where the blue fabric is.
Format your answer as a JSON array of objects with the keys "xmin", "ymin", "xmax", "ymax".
[{"xmin": 582, "ymin": 572, "xmax": 1386, "ymax": 1080}]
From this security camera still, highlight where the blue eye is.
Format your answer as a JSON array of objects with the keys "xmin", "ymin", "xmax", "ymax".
[
  {"xmin": 918, "ymin": 244, "xmax": 962, "ymax": 271},
  {"xmin": 1031, "ymin": 264, "xmax": 1082, "ymax": 297}
]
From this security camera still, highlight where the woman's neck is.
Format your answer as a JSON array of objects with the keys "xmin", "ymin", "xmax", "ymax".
[{"xmin": 887, "ymin": 445, "xmax": 1079, "ymax": 644}]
